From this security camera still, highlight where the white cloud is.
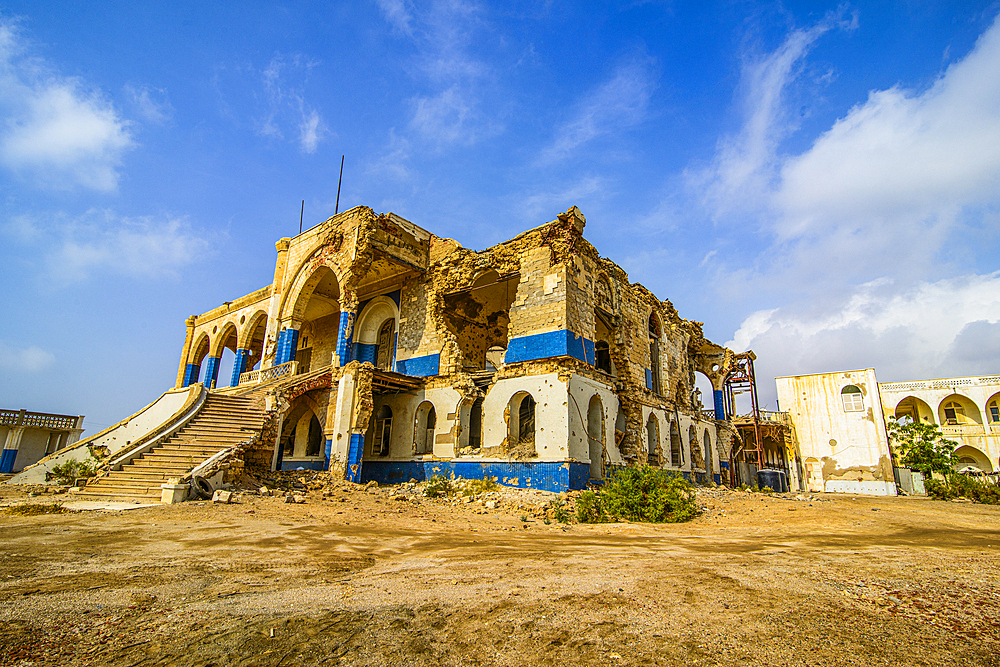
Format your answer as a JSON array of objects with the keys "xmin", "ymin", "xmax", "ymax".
[
  {"xmin": 255, "ymin": 55, "xmax": 329, "ymax": 153},
  {"xmin": 538, "ymin": 59, "xmax": 656, "ymax": 165},
  {"xmin": 375, "ymin": 0, "xmax": 413, "ymax": 35},
  {"xmin": 0, "ymin": 19, "xmax": 133, "ymax": 191},
  {"xmin": 410, "ymin": 86, "xmax": 472, "ymax": 145},
  {"xmin": 518, "ymin": 176, "xmax": 606, "ymax": 224},
  {"xmin": 0, "ymin": 340, "xmax": 55, "ymax": 373},
  {"xmin": 124, "ymin": 84, "xmax": 173, "ymax": 124},
  {"xmin": 40, "ymin": 211, "xmax": 209, "ymax": 284},
  {"xmin": 728, "ymin": 273, "xmax": 1000, "ymax": 401}
]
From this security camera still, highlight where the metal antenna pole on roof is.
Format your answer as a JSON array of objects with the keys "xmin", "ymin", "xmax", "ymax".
[
  {"xmin": 335, "ymin": 155, "xmax": 345, "ymax": 215},
  {"xmin": 299, "ymin": 200, "xmax": 304, "ymax": 234}
]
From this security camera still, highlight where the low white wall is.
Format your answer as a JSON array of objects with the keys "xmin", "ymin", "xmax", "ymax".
[
  {"xmin": 7, "ymin": 386, "xmax": 198, "ymax": 484},
  {"xmin": 482, "ymin": 373, "xmax": 569, "ymax": 460}
]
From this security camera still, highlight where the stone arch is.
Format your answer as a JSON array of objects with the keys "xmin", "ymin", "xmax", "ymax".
[
  {"xmin": 594, "ymin": 273, "xmax": 615, "ymax": 313},
  {"xmin": 211, "ymin": 322, "xmax": 239, "ymax": 358},
  {"xmin": 894, "ymin": 395, "xmax": 935, "ymax": 424},
  {"xmin": 238, "ymin": 310, "xmax": 269, "ymax": 349},
  {"xmin": 277, "ymin": 398, "xmax": 326, "ymax": 463},
  {"xmin": 587, "ymin": 395, "xmax": 604, "ymax": 480},
  {"xmin": 954, "ymin": 445, "xmax": 994, "ymax": 473},
  {"xmin": 938, "ymin": 393, "xmax": 983, "ymax": 425},
  {"xmin": 456, "ymin": 395, "xmax": 484, "ymax": 454},
  {"xmin": 188, "ymin": 332, "xmax": 211, "ymax": 366},
  {"xmin": 414, "ymin": 401, "xmax": 437, "ymax": 455},
  {"xmin": 279, "ymin": 249, "xmax": 346, "ymax": 325}
]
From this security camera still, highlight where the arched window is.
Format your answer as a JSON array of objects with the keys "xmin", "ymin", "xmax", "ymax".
[
  {"xmin": 587, "ymin": 396, "xmax": 604, "ymax": 480},
  {"xmin": 942, "ymin": 400, "xmax": 966, "ymax": 425},
  {"xmin": 989, "ymin": 399, "xmax": 999, "ymax": 424},
  {"xmin": 646, "ymin": 414, "xmax": 660, "ymax": 464},
  {"xmin": 648, "ymin": 314, "xmax": 662, "ymax": 395},
  {"xmin": 373, "ymin": 405, "xmax": 392, "ymax": 456},
  {"xmin": 375, "ymin": 319, "xmax": 396, "ymax": 371},
  {"xmin": 669, "ymin": 420, "xmax": 682, "ymax": 467},
  {"xmin": 414, "ymin": 402, "xmax": 436, "ymax": 455},
  {"xmin": 469, "ymin": 397, "xmax": 483, "ymax": 450},
  {"xmin": 841, "ymin": 385, "xmax": 864, "ymax": 412}
]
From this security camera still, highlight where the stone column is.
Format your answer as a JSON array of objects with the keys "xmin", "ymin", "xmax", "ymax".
[
  {"xmin": 175, "ymin": 316, "xmax": 197, "ymax": 389},
  {"xmin": 334, "ymin": 293, "xmax": 358, "ymax": 367},
  {"xmin": 230, "ymin": 349, "xmax": 250, "ymax": 386},
  {"xmin": 275, "ymin": 327, "xmax": 300, "ymax": 366},
  {"xmin": 203, "ymin": 356, "xmax": 221, "ymax": 389}
]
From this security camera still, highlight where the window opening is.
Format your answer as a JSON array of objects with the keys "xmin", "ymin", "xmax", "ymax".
[
  {"xmin": 990, "ymin": 400, "xmax": 999, "ymax": 423},
  {"xmin": 646, "ymin": 415, "xmax": 659, "ymax": 464},
  {"xmin": 415, "ymin": 402, "xmax": 436, "ymax": 455},
  {"xmin": 595, "ymin": 341, "xmax": 612, "ymax": 374},
  {"xmin": 669, "ymin": 420, "xmax": 682, "ymax": 467},
  {"xmin": 942, "ymin": 400, "xmax": 965, "ymax": 425},
  {"xmin": 373, "ymin": 405, "xmax": 392, "ymax": 456},
  {"xmin": 841, "ymin": 385, "xmax": 864, "ymax": 412},
  {"xmin": 469, "ymin": 398, "xmax": 484, "ymax": 450},
  {"xmin": 648, "ymin": 315, "xmax": 661, "ymax": 395}
]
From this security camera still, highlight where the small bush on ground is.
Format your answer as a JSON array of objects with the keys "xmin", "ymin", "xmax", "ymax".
[
  {"xmin": 549, "ymin": 498, "xmax": 570, "ymax": 523},
  {"xmin": 423, "ymin": 475, "xmax": 498, "ymax": 498},
  {"xmin": 49, "ymin": 457, "xmax": 98, "ymax": 486},
  {"xmin": 926, "ymin": 474, "xmax": 1000, "ymax": 505},
  {"xmin": 578, "ymin": 466, "xmax": 697, "ymax": 524},
  {"xmin": 423, "ymin": 475, "xmax": 454, "ymax": 498},
  {"xmin": 461, "ymin": 476, "xmax": 498, "ymax": 496}
]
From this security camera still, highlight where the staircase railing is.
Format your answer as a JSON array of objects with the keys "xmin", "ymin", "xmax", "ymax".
[{"xmin": 238, "ymin": 361, "xmax": 298, "ymax": 386}]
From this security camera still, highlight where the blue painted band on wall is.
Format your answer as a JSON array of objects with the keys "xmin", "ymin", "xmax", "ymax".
[
  {"xmin": 182, "ymin": 363, "xmax": 200, "ymax": 388},
  {"xmin": 231, "ymin": 349, "xmax": 250, "ymax": 387},
  {"xmin": 324, "ymin": 438, "xmax": 333, "ymax": 470},
  {"xmin": 345, "ymin": 433, "xmax": 365, "ymax": 483},
  {"xmin": 360, "ymin": 460, "xmax": 591, "ymax": 493},
  {"xmin": 713, "ymin": 473, "xmax": 722, "ymax": 485},
  {"xmin": 203, "ymin": 356, "xmax": 220, "ymax": 390},
  {"xmin": 505, "ymin": 329, "xmax": 595, "ymax": 365},
  {"xmin": 0, "ymin": 448, "xmax": 17, "ymax": 474},
  {"xmin": 336, "ymin": 311, "xmax": 355, "ymax": 363},
  {"xmin": 395, "ymin": 353, "xmax": 440, "ymax": 377},
  {"xmin": 713, "ymin": 389, "xmax": 726, "ymax": 420},
  {"xmin": 645, "ymin": 368, "xmax": 653, "ymax": 390}
]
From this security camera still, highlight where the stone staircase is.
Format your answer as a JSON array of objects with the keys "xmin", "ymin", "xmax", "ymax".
[{"xmin": 78, "ymin": 394, "xmax": 266, "ymax": 502}]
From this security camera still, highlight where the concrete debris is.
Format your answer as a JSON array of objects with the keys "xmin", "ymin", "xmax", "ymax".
[{"xmin": 212, "ymin": 490, "xmax": 233, "ymax": 504}]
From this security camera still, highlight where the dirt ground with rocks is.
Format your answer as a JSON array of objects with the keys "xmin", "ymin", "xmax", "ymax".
[{"xmin": 1, "ymin": 477, "xmax": 999, "ymax": 667}]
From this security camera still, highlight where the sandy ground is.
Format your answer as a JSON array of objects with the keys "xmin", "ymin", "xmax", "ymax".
[{"xmin": 1, "ymin": 481, "xmax": 999, "ymax": 667}]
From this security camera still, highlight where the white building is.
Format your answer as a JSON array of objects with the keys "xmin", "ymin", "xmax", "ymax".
[{"xmin": 776, "ymin": 370, "xmax": 1000, "ymax": 496}]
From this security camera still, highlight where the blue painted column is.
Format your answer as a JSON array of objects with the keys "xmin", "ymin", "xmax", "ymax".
[
  {"xmin": 203, "ymin": 356, "xmax": 220, "ymax": 389},
  {"xmin": 0, "ymin": 426, "xmax": 24, "ymax": 474},
  {"xmin": 275, "ymin": 329, "xmax": 300, "ymax": 366},
  {"xmin": 230, "ymin": 349, "xmax": 250, "ymax": 386},
  {"xmin": 335, "ymin": 310, "xmax": 355, "ymax": 365},
  {"xmin": 345, "ymin": 433, "xmax": 365, "ymax": 483},
  {"xmin": 182, "ymin": 363, "xmax": 201, "ymax": 388},
  {"xmin": 714, "ymin": 390, "xmax": 726, "ymax": 420}
]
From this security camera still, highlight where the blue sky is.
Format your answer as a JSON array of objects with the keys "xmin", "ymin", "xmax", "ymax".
[{"xmin": 2, "ymin": 1, "xmax": 999, "ymax": 429}]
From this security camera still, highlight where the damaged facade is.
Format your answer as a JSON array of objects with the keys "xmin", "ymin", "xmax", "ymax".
[{"xmin": 173, "ymin": 206, "xmax": 740, "ymax": 492}]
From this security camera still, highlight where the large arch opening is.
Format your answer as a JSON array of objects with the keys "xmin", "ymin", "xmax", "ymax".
[
  {"xmin": 276, "ymin": 403, "xmax": 324, "ymax": 468},
  {"xmin": 355, "ymin": 297, "xmax": 398, "ymax": 371},
  {"xmin": 695, "ymin": 371, "xmax": 715, "ymax": 413},
  {"xmin": 238, "ymin": 311, "xmax": 268, "ymax": 381},
  {"xmin": 188, "ymin": 333, "xmax": 211, "ymax": 385},
  {"xmin": 414, "ymin": 401, "xmax": 436, "ymax": 455},
  {"xmin": 587, "ymin": 395, "xmax": 604, "ymax": 480},
  {"xmin": 293, "ymin": 267, "xmax": 341, "ymax": 373},
  {"xmin": 894, "ymin": 395, "xmax": 935, "ymax": 424},
  {"xmin": 938, "ymin": 394, "xmax": 983, "ymax": 425},
  {"xmin": 211, "ymin": 323, "xmax": 239, "ymax": 389}
]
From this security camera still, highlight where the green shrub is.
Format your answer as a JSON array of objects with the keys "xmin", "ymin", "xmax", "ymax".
[
  {"xmin": 575, "ymin": 490, "xmax": 605, "ymax": 523},
  {"xmin": 423, "ymin": 475, "xmax": 454, "ymax": 498},
  {"xmin": 549, "ymin": 498, "xmax": 570, "ymax": 524},
  {"xmin": 578, "ymin": 466, "xmax": 697, "ymax": 524},
  {"xmin": 461, "ymin": 476, "xmax": 498, "ymax": 496},
  {"xmin": 49, "ymin": 457, "xmax": 97, "ymax": 486},
  {"xmin": 926, "ymin": 474, "xmax": 1000, "ymax": 505}
]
